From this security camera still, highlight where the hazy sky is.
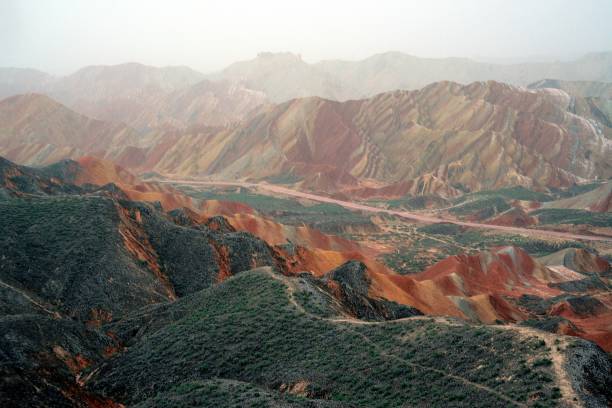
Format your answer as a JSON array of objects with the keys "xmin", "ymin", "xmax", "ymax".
[{"xmin": 1, "ymin": 0, "xmax": 611, "ymax": 75}]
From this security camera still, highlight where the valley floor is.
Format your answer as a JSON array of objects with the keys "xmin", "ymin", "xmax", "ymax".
[{"xmin": 160, "ymin": 179, "xmax": 612, "ymax": 243}]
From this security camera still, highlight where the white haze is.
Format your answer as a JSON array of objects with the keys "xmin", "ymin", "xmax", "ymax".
[{"xmin": 1, "ymin": 0, "xmax": 611, "ymax": 75}]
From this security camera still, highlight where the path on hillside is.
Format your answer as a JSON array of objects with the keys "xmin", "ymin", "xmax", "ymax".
[
  {"xmin": 160, "ymin": 179, "xmax": 611, "ymax": 242},
  {"xmin": 493, "ymin": 324, "xmax": 580, "ymax": 406},
  {"xmin": 264, "ymin": 269, "xmax": 527, "ymax": 407},
  {"xmin": 0, "ymin": 279, "xmax": 57, "ymax": 316}
]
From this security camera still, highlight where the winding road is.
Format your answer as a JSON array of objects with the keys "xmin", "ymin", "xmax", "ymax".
[{"xmin": 160, "ymin": 179, "xmax": 611, "ymax": 242}]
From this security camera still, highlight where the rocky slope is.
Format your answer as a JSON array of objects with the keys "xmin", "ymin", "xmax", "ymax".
[
  {"xmin": 1, "ymin": 155, "xmax": 376, "ymax": 266},
  {"xmin": 538, "ymin": 248, "xmax": 611, "ymax": 275},
  {"xmin": 1, "ymin": 158, "xmax": 611, "ymax": 406},
  {"xmin": 309, "ymin": 244, "xmax": 612, "ymax": 352},
  {"xmin": 0, "ymin": 161, "xmax": 290, "ymax": 407},
  {"xmin": 3, "ymin": 81, "xmax": 610, "ymax": 197},
  {"xmin": 414, "ymin": 247, "xmax": 612, "ymax": 352},
  {"xmin": 135, "ymin": 81, "xmax": 611, "ymax": 196},
  {"xmin": 529, "ymin": 79, "xmax": 612, "ymax": 145},
  {"xmin": 0, "ymin": 158, "xmax": 429, "ymax": 406}
]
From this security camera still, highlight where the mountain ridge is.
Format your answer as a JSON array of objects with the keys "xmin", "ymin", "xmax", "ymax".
[
  {"xmin": 3, "ymin": 51, "xmax": 612, "ymax": 104},
  {"xmin": 1, "ymin": 155, "xmax": 611, "ymax": 407},
  {"xmin": 2, "ymin": 80, "xmax": 610, "ymax": 198}
]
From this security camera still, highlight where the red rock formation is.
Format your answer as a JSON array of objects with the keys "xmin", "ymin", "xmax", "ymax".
[
  {"xmin": 548, "ymin": 293, "xmax": 612, "ymax": 351},
  {"xmin": 414, "ymin": 246, "xmax": 576, "ymax": 298},
  {"xmin": 50, "ymin": 156, "xmax": 385, "ymax": 278},
  {"xmin": 74, "ymin": 156, "xmax": 194, "ymax": 211},
  {"xmin": 539, "ymin": 248, "xmax": 611, "ymax": 275},
  {"xmin": 488, "ymin": 207, "xmax": 537, "ymax": 227},
  {"xmin": 367, "ymin": 246, "xmax": 612, "ymax": 350},
  {"xmin": 4, "ymin": 81, "xmax": 609, "ymax": 197},
  {"xmin": 127, "ymin": 81, "xmax": 610, "ymax": 195}
]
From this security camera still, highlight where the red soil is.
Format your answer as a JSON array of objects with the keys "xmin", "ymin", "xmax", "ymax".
[
  {"xmin": 414, "ymin": 246, "xmax": 569, "ymax": 298},
  {"xmin": 488, "ymin": 208, "xmax": 536, "ymax": 227},
  {"xmin": 76, "ymin": 156, "xmax": 193, "ymax": 211}
]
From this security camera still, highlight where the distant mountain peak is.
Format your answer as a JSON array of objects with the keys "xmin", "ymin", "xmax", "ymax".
[
  {"xmin": 256, "ymin": 51, "xmax": 303, "ymax": 61},
  {"xmin": 0, "ymin": 92, "xmax": 71, "ymax": 114}
]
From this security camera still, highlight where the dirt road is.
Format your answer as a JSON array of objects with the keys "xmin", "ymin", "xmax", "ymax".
[{"xmin": 161, "ymin": 179, "xmax": 611, "ymax": 242}]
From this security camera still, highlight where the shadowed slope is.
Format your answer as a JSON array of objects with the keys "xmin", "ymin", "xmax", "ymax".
[{"xmin": 0, "ymin": 167, "xmax": 294, "ymax": 406}]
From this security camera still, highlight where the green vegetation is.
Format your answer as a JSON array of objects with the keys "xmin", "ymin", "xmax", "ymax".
[
  {"xmin": 381, "ymin": 243, "xmax": 462, "ymax": 274},
  {"xmin": 418, "ymin": 222, "xmax": 464, "ymax": 235},
  {"xmin": 178, "ymin": 185, "xmax": 375, "ymax": 233},
  {"xmin": 531, "ymin": 209, "xmax": 612, "ymax": 227},
  {"xmin": 369, "ymin": 184, "xmax": 597, "ymax": 215},
  {"xmin": 264, "ymin": 173, "xmax": 302, "ymax": 185},
  {"xmin": 179, "ymin": 186, "xmax": 348, "ymax": 215},
  {"xmin": 453, "ymin": 186, "xmax": 554, "ymax": 204},
  {"xmin": 380, "ymin": 224, "xmax": 587, "ymax": 274},
  {"xmin": 93, "ymin": 271, "xmax": 562, "ymax": 407},
  {"xmin": 384, "ymin": 195, "xmax": 449, "ymax": 210},
  {"xmin": 452, "ymin": 230, "xmax": 586, "ymax": 257},
  {"xmin": 294, "ymin": 289, "xmax": 338, "ymax": 318},
  {"xmin": 134, "ymin": 379, "xmax": 323, "ymax": 408},
  {"xmin": 551, "ymin": 182, "xmax": 605, "ymax": 199},
  {"xmin": 0, "ymin": 196, "xmax": 125, "ymax": 296},
  {"xmin": 450, "ymin": 196, "xmax": 511, "ymax": 218}
]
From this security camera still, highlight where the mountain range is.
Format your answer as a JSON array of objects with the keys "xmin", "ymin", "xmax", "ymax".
[
  {"xmin": 3, "ymin": 51, "xmax": 612, "ymax": 106},
  {"xmin": 1, "ymin": 78, "xmax": 610, "ymax": 197},
  {"xmin": 1, "ymin": 50, "xmax": 612, "ymax": 407},
  {"xmin": 215, "ymin": 51, "xmax": 612, "ymax": 102},
  {"xmin": 0, "ymin": 63, "xmax": 267, "ymax": 130}
]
